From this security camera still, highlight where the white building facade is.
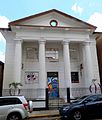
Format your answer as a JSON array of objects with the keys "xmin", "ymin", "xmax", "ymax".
[{"xmin": 1, "ymin": 9, "xmax": 100, "ymax": 99}]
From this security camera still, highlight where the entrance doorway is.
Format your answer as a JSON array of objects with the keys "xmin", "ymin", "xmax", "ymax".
[{"xmin": 47, "ymin": 72, "xmax": 59, "ymax": 98}]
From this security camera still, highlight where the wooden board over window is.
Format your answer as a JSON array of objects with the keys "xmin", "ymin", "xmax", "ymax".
[
  {"xmin": 26, "ymin": 47, "xmax": 38, "ymax": 59},
  {"xmin": 45, "ymin": 48, "xmax": 59, "ymax": 62}
]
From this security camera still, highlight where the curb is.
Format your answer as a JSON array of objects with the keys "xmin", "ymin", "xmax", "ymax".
[{"xmin": 29, "ymin": 113, "xmax": 60, "ymax": 118}]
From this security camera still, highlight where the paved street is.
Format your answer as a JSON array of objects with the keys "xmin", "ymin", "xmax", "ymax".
[
  {"xmin": 25, "ymin": 110, "xmax": 102, "ymax": 120},
  {"xmin": 26, "ymin": 116, "xmax": 61, "ymax": 120},
  {"xmin": 26, "ymin": 117, "xmax": 102, "ymax": 120},
  {"xmin": 27, "ymin": 118, "xmax": 102, "ymax": 120}
]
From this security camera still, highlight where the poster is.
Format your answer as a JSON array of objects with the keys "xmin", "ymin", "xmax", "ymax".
[
  {"xmin": 47, "ymin": 72, "xmax": 59, "ymax": 98},
  {"xmin": 25, "ymin": 72, "xmax": 39, "ymax": 84}
]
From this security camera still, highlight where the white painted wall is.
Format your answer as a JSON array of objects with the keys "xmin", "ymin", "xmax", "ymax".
[
  {"xmin": 1, "ymin": 11, "xmax": 100, "ymax": 98},
  {"xmin": 2, "ymin": 29, "xmax": 100, "ymax": 91}
]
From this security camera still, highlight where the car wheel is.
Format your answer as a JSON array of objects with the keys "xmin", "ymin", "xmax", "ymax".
[
  {"xmin": 7, "ymin": 113, "xmax": 22, "ymax": 120},
  {"xmin": 72, "ymin": 110, "xmax": 82, "ymax": 120}
]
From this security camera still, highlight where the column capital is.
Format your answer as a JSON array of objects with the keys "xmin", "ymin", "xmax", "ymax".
[
  {"xmin": 63, "ymin": 40, "xmax": 70, "ymax": 45},
  {"xmin": 14, "ymin": 38, "xmax": 23, "ymax": 44},
  {"xmin": 82, "ymin": 41, "xmax": 91, "ymax": 46},
  {"xmin": 39, "ymin": 38, "xmax": 46, "ymax": 44},
  {"xmin": 14, "ymin": 37, "xmax": 22, "ymax": 41},
  {"xmin": 39, "ymin": 40, "xmax": 46, "ymax": 44}
]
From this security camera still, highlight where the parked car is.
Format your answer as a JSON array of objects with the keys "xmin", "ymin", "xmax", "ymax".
[
  {"xmin": 0, "ymin": 96, "xmax": 33, "ymax": 120},
  {"xmin": 59, "ymin": 94, "xmax": 102, "ymax": 120}
]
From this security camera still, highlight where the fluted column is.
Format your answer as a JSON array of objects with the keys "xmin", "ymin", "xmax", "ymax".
[
  {"xmin": 82, "ymin": 41, "xmax": 93, "ymax": 86},
  {"xmin": 39, "ymin": 40, "xmax": 46, "ymax": 88},
  {"xmin": 63, "ymin": 40, "xmax": 72, "ymax": 98},
  {"xmin": 14, "ymin": 39, "xmax": 22, "ymax": 83}
]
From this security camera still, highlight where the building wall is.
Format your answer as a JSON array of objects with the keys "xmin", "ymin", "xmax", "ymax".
[
  {"xmin": 0, "ymin": 61, "xmax": 4, "ymax": 96},
  {"xmin": 1, "ymin": 10, "xmax": 101, "ymax": 98},
  {"xmin": 96, "ymin": 36, "xmax": 102, "ymax": 85},
  {"xmin": 21, "ymin": 41, "xmax": 98, "ymax": 90},
  {"xmin": 2, "ymin": 30, "xmax": 100, "ymax": 90}
]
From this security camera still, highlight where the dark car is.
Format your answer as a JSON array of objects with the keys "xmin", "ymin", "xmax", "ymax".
[{"xmin": 59, "ymin": 94, "xmax": 102, "ymax": 120}]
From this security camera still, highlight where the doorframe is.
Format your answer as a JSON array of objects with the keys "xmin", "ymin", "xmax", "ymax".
[{"xmin": 47, "ymin": 72, "xmax": 59, "ymax": 98}]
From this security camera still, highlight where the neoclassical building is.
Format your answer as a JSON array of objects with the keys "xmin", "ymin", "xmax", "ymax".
[{"xmin": 0, "ymin": 9, "xmax": 100, "ymax": 99}]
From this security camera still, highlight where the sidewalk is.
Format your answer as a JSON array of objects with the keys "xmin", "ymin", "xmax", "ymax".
[{"xmin": 29, "ymin": 110, "xmax": 60, "ymax": 118}]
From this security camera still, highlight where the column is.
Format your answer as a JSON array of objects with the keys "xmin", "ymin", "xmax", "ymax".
[
  {"xmin": 3, "ymin": 40, "xmax": 15, "ymax": 89},
  {"xmin": 14, "ymin": 39, "xmax": 22, "ymax": 83},
  {"xmin": 63, "ymin": 41, "xmax": 72, "ymax": 98},
  {"xmin": 82, "ymin": 42, "xmax": 93, "ymax": 86},
  {"xmin": 39, "ymin": 40, "xmax": 46, "ymax": 88}
]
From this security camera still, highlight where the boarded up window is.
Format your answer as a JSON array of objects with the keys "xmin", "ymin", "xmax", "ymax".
[{"xmin": 26, "ymin": 48, "xmax": 38, "ymax": 59}]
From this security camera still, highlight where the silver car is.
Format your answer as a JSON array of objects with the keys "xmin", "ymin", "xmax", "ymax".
[{"xmin": 0, "ymin": 96, "xmax": 33, "ymax": 120}]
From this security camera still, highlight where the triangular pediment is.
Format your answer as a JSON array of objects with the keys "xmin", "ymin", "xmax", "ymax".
[{"xmin": 9, "ymin": 9, "xmax": 96, "ymax": 29}]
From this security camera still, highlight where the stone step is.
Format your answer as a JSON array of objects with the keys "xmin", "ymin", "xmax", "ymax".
[{"xmin": 48, "ymin": 98, "xmax": 65, "ymax": 109}]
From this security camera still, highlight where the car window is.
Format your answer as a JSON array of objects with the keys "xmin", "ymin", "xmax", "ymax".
[
  {"xmin": 97, "ymin": 95, "xmax": 102, "ymax": 101},
  {"xmin": 85, "ymin": 95, "xmax": 97, "ymax": 103},
  {"xmin": 73, "ymin": 95, "xmax": 88, "ymax": 103},
  {"xmin": 77, "ymin": 95, "xmax": 88, "ymax": 101},
  {"xmin": 0, "ymin": 98, "xmax": 22, "ymax": 106}
]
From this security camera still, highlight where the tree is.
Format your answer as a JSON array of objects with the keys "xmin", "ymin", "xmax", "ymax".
[{"xmin": 9, "ymin": 82, "xmax": 23, "ymax": 96}]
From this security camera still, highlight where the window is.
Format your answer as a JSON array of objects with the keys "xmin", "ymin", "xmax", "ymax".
[
  {"xmin": 26, "ymin": 47, "xmax": 38, "ymax": 59},
  {"xmin": 71, "ymin": 72, "xmax": 79, "ymax": 83},
  {"xmin": 45, "ymin": 48, "xmax": 59, "ymax": 62},
  {"xmin": 85, "ymin": 96, "xmax": 97, "ymax": 103},
  {"xmin": 70, "ymin": 49, "xmax": 78, "ymax": 61},
  {"xmin": 97, "ymin": 95, "xmax": 102, "ymax": 101},
  {"xmin": 50, "ymin": 20, "xmax": 58, "ymax": 27},
  {"xmin": 69, "ymin": 44, "xmax": 79, "ymax": 62}
]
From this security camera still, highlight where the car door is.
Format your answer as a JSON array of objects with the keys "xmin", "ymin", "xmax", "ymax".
[
  {"xmin": 0, "ymin": 98, "xmax": 13, "ymax": 120},
  {"xmin": 84, "ymin": 95, "xmax": 99, "ymax": 117},
  {"xmin": 95, "ymin": 95, "xmax": 102, "ymax": 114}
]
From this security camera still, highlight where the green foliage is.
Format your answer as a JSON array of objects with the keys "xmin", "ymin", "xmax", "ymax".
[
  {"xmin": 9, "ymin": 82, "xmax": 23, "ymax": 96},
  {"xmin": 9, "ymin": 82, "xmax": 22, "ymax": 89}
]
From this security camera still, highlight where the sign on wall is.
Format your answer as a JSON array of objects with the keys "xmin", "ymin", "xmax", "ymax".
[
  {"xmin": 71, "ymin": 72, "xmax": 79, "ymax": 83},
  {"xmin": 25, "ymin": 72, "xmax": 39, "ymax": 84}
]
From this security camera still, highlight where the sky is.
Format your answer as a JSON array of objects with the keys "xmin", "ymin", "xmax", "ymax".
[{"xmin": 0, "ymin": 0, "xmax": 102, "ymax": 62}]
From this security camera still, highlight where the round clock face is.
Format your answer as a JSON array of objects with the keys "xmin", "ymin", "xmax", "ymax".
[{"xmin": 50, "ymin": 20, "xmax": 58, "ymax": 27}]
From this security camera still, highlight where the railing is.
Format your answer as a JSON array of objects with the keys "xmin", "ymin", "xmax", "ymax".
[
  {"xmin": 72, "ymin": 87, "xmax": 90, "ymax": 98},
  {"xmin": 2, "ymin": 87, "xmax": 102, "ymax": 109},
  {"xmin": 2, "ymin": 89, "xmax": 46, "ymax": 99},
  {"xmin": 2, "ymin": 88, "xmax": 47, "ymax": 110},
  {"xmin": 72, "ymin": 87, "xmax": 101, "ymax": 98},
  {"xmin": 3, "ymin": 87, "xmax": 101, "ymax": 99}
]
